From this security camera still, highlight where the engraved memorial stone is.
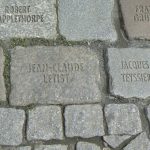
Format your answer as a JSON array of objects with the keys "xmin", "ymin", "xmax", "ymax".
[
  {"xmin": 0, "ymin": 0, "xmax": 57, "ymax": 39},
  {"xmin": 108, "ymin": 48, "xmax": 150, "ymax": 98},
  {"xmin": 0, "ymin": 47, "xmax": 6, "ymax": 102},
  {"xmin": 10, "ymin": 46, "xmax": 101, "ymax": 106},
  {"xmin": 120, "ymin": 0, "xmax": 150, "ymax": 39}
]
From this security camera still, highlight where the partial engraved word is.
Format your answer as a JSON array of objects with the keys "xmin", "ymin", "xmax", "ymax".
[{"xmin": 0, "ymin": 5, "xmax": 44, "ymax": 23}]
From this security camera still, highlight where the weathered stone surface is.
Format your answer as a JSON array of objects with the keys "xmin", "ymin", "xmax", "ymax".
[
  {"xmin": 103, "ymin": 135, "xmax": 131, "ymax": 148},
  {"xmin": 76, "ymin": 142, "xmax": 101, "ymax": 150},
  {"xmin": 124, "ymin": 132, "xmax": 150, "ymax": 150},
  {"xmin": 0, "ymin": 108, "xmax": 25, "ymax": 145},
  {"xmin": 27, "ymin": 106, "xmax": 63, "ymax": 141},
  {"xmin": 146, "ymin": 105, "xmax": 150, "ymax": 123},
  {"xmin": 10, "ymin": 46, "xmax": 101, "ymax": 106},
  {"xmin": 0, "ymin": 147, "xmax": 31, "ymax": 150},
  {"xmin": 65, "ymin": 104, "xmax": 105, "ymax": 138},
  {"xmin": 120, "ymin": 0, "xmax": 150, "ymax": 40},
  {"xmin": 0, "ymin": 0, "xmax": 57, "ymax": 39},
  {"xmin": 108, "ymin": 48, "xmax": 150, "ymax": 98},
  {"xmin": 58, "ymin": 0, "xmax": 117, "ymax": 42},
  {"xmin": 105, "ymin": 104, "xmax": 142, "ymax": 135},
  {"xmin": 16, "ymin": 147, "xmax": 31, "ymax": 150},
  {"xmin": 34, "ymin": 145, "xmax": 68, "ymax": 150},
  {"xmin": 0, "ymin": 48, "xmax": 6, "ymax": 101},
  {"xmin": 103, "ymin": 148, "xmax": 111, "ymax": 150}
]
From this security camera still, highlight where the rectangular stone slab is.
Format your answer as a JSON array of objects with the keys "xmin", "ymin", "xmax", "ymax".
[
  {"xmin": 0, "ymin": 47, "xmax": 6, "ymax": 101},
  {"xmin": 120, "ymin": 0, "xmax": 150, "ymax": 40},
  {"xmin": 0, "ymin": 0, "xmax": 57, "ymax": 39},
  {"xmin": 58, "ymin": 0, "xmax": 117, "ymax": 42},
  {"xmin": 108, "ymin": 48, "xmax": 150, "ymax": 98},
  {"xmin": 10, "ymin": 46, "xmax": 101, "ymax": 106}
]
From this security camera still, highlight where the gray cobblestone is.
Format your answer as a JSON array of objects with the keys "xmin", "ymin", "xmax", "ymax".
[
  {"xmin": 0, "ymin": 0, "xmax": 149, "ymax": 148},
  {"xmin": 34, "ymin": 145, "xmax": 68, "ymax": 150},
  {"xmin": 0, "ymin": 108, "xmax": 25, "ymax": 146},
  {"xmin": 58, "ymin": 0, "xmax": 117, "ymax": 41},
  {"xmin": 27, "ymin": 106, "xmax": 63, "ymax": 141},
  {"xmin": 65, "ymin": 104, "xmax": 105, "ymax": 138},
  {"xmin": 105, "ymin": 104, "xmax": 142, "ymax": 135},
  {"xmin": 124, "ymin": 132, "xmax": 150, "ymax": 150},
  {"xmin": 76, "ymin": 142, "xmax": 101, "ymax": 150},
  {"xmin": 146, "ymin": 105, "xmax": 150, "ymax": 124},
  {"xmin": 0, "ymin": 146, "xmax": 31, "ymax": 150},
  {"xmin": 0, "ymin": 47, "xmax": 6, "ymax": 102},
  {"xmin": 103, "ymin": 135, "xmax": 131, "ymax": 148}
]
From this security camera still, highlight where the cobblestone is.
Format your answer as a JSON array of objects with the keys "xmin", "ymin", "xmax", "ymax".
[
  {"xmin": 65, "ymin": 104, "xmax": 104, "ymax": 138},
  {"xmin": 0, "ymin": 108, "xmax": 25, "ymax": 146},
  {"xmin": 58, "ymin": 0, "xmax": 117, "ymax": 41},
  {"xmin": 27, "ymin": 106, "xmax": 63, "ymax": 141},
  {"xmin": 76, "ymin": 142, "xmax": 101, "ymax": 150},
  {"xmin": 34, "ymin": 145, "xmax": 68, "ymax": 150},
  {"xmin": 0, "ymin": 48, "xmax": 6, "ymax": 102},
  {"xmin": 103, "ymin": 135, "xmax": 131, "ymax": 148},
  {"xmin": 124, "ymin": 132, "xmax": 150, "ymax": 150},
  {"xmin": 105, "ymin": 104, "xmax": 142, "ymax": 135},
  {"xmin": 0, "ymin": 0, "xmax": 150, "ymax": 148},
  {"xmin": 0, "ymin": 147, "xmax": 31, "ymax": 150}
]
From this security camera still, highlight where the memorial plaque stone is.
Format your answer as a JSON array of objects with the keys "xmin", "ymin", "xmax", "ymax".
[
  {"xmin": 120, "ymin": 0, "xmax": 150, "ymax": 39},
  {"xmin": 108, "ymin": 48, "xmax": 150, "ymax": 98},
  {"xmin": 10, "ymin": 46, "xmax": 101, "ymax": 106},
  {"xmin": 0, "ymin": 0, "xmax": 57, "ymax": 39}
]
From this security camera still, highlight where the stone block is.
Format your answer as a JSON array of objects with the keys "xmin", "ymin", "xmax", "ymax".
[
  {"xmin": 0, "ymin": 147, "xmax": 31, "ymax": 150},
  {"xmin": 27, "ymin": 106, "xmax": 63, "ymax": 141},
  {"xmin": 65, "ymin": 104, "xmax": 104, "ymax": 138},
  {"xmin": 0, "ymin": 0, "xmax": 57, "ymax": 39},
  {"xmin": 34, "ymin": 145, "xmax": 68, "ymax": 150},
  {"xmin": 108, "ymin": 48, "xmax": 150, "ymax": 98},
  {"xmin": 10, "ymin": 46, "xmax": 101, "ymax": 106},
  {"xmin": 58, "ymin": 0, "xmax": 117, "ymax": 41},
  {"xmin": 105, "ymin": 104, "xmax": 142, "ymax": 135},
  {"xmin": 120, "ymin": 0, "xmax": 150, "ymax": 40},
  {"xmin": 0, "ymin": 108, "xmax": 25, "ymax": 145},
  {"xmin": 124, "ymin": 132, "xmax": 150, "ymax": 150},
  {"xmin": 76, "ymin": 142, "xmax": 101, "ymax": 150},
  {"xmin": 0, "ymin": 48, "xmax": 6, "ymax": 101},
  {"xmin": 103, "ymin": 135, "xmax": 131, "ymax": 148}
]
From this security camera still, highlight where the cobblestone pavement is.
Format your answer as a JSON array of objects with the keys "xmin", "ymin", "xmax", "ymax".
[{"xmin": 0, "ymin": 0, "xmax": 150, "ymax": 150}]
